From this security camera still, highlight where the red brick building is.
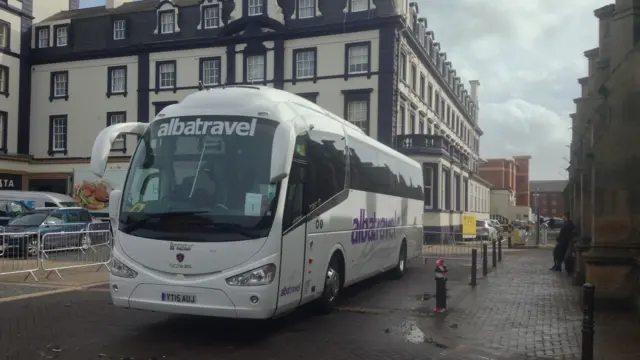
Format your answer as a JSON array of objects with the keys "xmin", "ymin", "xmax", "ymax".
[
  {"xmin": 514, "ymin": 156, "xmax": 531, "ymax": 207},
  {"xmin": 478, "ymin": 155, "xmax": 531, "ymax": 207},
  {"xmin": 478, "ymin": 158, "xmax": 517, "ymax": 190},
  {"xmin": 529, "ymin": 180, "xmax": 568, "ymax": 218}
]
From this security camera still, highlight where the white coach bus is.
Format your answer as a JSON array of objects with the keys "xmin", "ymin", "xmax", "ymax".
[{"xmin": 91, "ymin": 86, "xmax": 424, "ymax": 319}]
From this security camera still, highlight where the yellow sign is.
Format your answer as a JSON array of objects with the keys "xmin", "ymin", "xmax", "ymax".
[
  {"xmin": 129, "ymin": 203, "xmax": 146, "ymax": 212},
  {"xmin": 463, "ymin": 215, "xmax": 476, "ymax": 236}
]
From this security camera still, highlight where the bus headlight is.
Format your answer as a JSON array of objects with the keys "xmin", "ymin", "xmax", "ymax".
[
  {"xmin": 225, "ymin": 263, "xmax": 276, "ymax": 286},
  {"xmin": 110, "ymin": 257, "xmax": 138, "ymax": 278}
]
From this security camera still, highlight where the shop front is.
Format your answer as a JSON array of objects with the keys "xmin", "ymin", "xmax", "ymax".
[
  {"xmin": 0, "ymin": 172, "xmax": 26, "ymax": 191},
  {"xmin": 27, "ymin": 173, "xmax": 72, "ymax": 195}
]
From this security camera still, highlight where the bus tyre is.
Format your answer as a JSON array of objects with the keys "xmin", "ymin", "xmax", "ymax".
[
  {"xmin": 316, "ymin": 255, "xmax": 342, "ymax": 314},
  {"xmin": 392, "ymin": 241, "xmax": 407, "ymax": 279}
]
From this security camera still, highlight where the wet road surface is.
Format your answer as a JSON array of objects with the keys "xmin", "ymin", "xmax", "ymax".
[
  {"xmin": 0, "ymin": 259, "xmax": 486, "ymax": 360},
  {"xmin": 3, "ymin": 249, "xmax": 636, "ymax": 360}
]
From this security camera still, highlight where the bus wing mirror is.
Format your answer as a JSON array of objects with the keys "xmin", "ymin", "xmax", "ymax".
[
  {"xmin": 109, "ymin": 189, "xmax": 122, "ymax": 226},
  {"xmin": 91, "ymin": 122, "xmax": 148, "ymax": 178},
  {"xmin": 270, "ymin": 122, "xmax": 295, "ymax": 183}
]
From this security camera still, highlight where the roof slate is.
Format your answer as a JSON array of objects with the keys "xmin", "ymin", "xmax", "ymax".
[{"xmin": 41, "ymin": 0, "xmax": 202, "ymax": 22}]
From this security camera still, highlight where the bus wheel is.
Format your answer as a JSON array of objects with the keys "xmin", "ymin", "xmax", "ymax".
[
  {"xmin": 316, "ymin": 255, "xmax": 342, "ymax": 314},
  {"xmin": 392, "ymin": 241, "xmax": 407, "ymax": 279}
]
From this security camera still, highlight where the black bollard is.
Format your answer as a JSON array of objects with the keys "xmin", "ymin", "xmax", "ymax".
[
  {"xmin": 492, "ymin": 240, "xmax": 497, "ymax": 268},
  {"xmin": 434, "ymin": 259, "xmax": 448, "ymax": 313},
  {"xmin": 470, "ymin": 249, "xmax": 477, "ymax": 286},
  {"xmin": 508, "ymin": 236, "xmax": 512, "ymax": 249},
  {"xmin": 498, "ymin": 238, "xmax": 503, "ymax": 262},
  {"xmin": 482, "ymin": 243, "xmax": 488, "ymax": 277},
  {"xmin": 582, "ymin": 283, "xmax": 595, "ymax": 360}
]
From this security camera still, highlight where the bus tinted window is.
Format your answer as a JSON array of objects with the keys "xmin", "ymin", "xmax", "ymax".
[
  {"xmin": 306, "ymin": 131, "xmax": 347, "ymax": 206},
  {"xmin": 348, "ymin": 137, "xmax": 423, "ymax": 200}
]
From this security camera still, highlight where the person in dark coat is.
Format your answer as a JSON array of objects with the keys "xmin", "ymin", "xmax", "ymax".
[{"xmin": 550, "ymin": 212, "xmax": 576, "ymax": 271}]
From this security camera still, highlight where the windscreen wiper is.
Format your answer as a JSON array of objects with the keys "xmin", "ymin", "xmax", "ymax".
[
  {"xmin": 121, "ymin": 211, "xmax": 210, "ymax": 232},
  {"xmin": 206, "ymin": 220, "xmax": 259, "ymax": 238}
]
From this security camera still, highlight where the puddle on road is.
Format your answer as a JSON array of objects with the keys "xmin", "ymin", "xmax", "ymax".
[
  {"xmin": 397, "ymin": 320, "xmax": 426, "ymax": 344},
  {"xmin": 414, "ymin": 293, "xmax": 433, "ymax": 301},
  {"xmin": 391, "ymin": 320, "xmax": 451, "ymax": 349}
]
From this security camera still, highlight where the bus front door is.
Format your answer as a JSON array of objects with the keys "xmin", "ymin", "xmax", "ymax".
[{"xmin": 275, "ymin": 146, "xmax": 308, "ymax": 315}]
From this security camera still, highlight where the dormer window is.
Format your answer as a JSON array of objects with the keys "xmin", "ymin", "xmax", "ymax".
[
  {"xmin": 113, "ymin": 20, "xmax": 126, "ymax": 40},
  {"xmin": 37, "ymin": 27, "xmax": 49, "ymax": 48},
  {"xmin": 203, "ymin": 5, "xmax": 220, "ymax": 28},
  {"xmin": 350, "ymin": 0, "xmax": 368, "ymax": 12},
  {"xmin": 248, "ymin": 0, "xmax": 264, "ymax": 16},
  {"xmin": 298, "ymin": 0, "xmax": 315, "ymax": 18},
  {"xmin": 55, "ymin": 25, "xmax": 68, "ymax": 47},
  {"xmin": 160, "ymin": 11, "xmax": 175, "ymax": 33}
]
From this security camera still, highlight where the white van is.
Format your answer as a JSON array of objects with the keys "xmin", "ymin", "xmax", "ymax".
[{"xmin": 0, "ymin": 191, "xmax": 77, "ymax": 209}]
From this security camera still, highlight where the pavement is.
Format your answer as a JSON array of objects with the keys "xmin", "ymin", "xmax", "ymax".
[{"xmin": 0, "ymin": 248, "xmax": 637, "ymax": 359}]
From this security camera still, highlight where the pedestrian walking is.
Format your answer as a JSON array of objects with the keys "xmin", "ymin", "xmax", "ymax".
[{"xmin": 550, "ymin": 212, "xmax": 576, "ymax": 271}]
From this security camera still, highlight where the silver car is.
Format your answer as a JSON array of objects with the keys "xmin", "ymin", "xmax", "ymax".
[
  {"xmin": 476, "ymin": 220, "xmax": 498, "ymax": 241},
  {"xmin": 488, "ymin": 219, "xmax": 504, "ymax": 239}
]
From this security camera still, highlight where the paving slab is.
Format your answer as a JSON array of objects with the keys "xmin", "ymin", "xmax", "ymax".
[{"xmin": 433, "ymin": 247, "xmax": 640, "ymax": 360}]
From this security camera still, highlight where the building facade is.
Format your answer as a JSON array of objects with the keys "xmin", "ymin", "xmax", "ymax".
[
  {"xmin": 1, "ymin": 0, "xmax": 485, "ymax": 235},
  {"xmin": 478, "ymin": 157, "xmax": 518, "ymax": 191},
  {"xmin": 390, "ymin": 3, "xmax": 487, "ymax": 238},
  {"xmin": 529, "ymin": 180, "xmax": 567, "ymax": 218},
  {"xmin": 0, "ymin": 0, "xmax": 79, "ymax": 192},
  {"xmin": 567, "ymin": 0, "xmax": 640, "ymax": 313}
]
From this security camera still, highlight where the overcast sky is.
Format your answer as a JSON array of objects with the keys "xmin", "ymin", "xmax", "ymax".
[{"xmin": 79, "ymin": 0, "xmax": 609, "ymax": 180}]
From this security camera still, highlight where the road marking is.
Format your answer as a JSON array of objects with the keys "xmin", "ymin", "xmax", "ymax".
[{"xmin": 0, "ymin": 281, "xmax": 109, "ymax": 304}]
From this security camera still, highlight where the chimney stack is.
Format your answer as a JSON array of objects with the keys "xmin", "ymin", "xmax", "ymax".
[{"xmin": 469, "ymin": 80, "xmax": 480, "ymax": 105}]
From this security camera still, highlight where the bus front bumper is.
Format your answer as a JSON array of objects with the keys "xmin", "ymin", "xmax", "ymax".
[{"xmin": 110, "ymin": 277, "xmax": 278, "ymax": 319}]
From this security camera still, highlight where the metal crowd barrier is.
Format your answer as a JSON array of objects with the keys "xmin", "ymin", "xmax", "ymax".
[
  {"xmin": 0, "ymin": 224, "xmax": 112, "ymax": 281},
  {"xmin": 422, "ymin": 230, "xmax": 496, "ymax": 263},
  {"xmin": 0, "ymin": 230, "xmax": 42, "ymax": 281}
]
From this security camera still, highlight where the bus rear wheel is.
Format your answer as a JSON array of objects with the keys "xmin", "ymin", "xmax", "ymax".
[
  {"xmin": 316, "ymin": 255, "xmax": 342, "ymax": 314},
  {"xmin": 392, "ymin": 241, "xmax": 407, "ymax": 279}
]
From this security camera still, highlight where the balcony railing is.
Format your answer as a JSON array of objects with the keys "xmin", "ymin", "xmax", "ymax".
[{"xmin": 397, "ymin": 134, "xmax": 471, "ymax": 169}]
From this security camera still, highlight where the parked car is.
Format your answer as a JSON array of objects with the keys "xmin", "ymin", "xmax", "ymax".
[
  {"xmin": 476, "ymin": 220, "xmax": 498, "ymax": 241},
  {"xmin": 0, "ymin": 207, "xmax": 95, "ymax": 257},
  {"xmin": 0, "ymin": 200, "xmax": 33, "ymax": 226},
  {"xmin": 488, "ymin": 219, "xmax": 504, "ymax": 239},
  {"xmin": 0, "ymin": 191, "xmax": 77, "ymax": 210},
  {"xmin": 545, "ymin": 218, "xmax": 564, "ymax": 230}
]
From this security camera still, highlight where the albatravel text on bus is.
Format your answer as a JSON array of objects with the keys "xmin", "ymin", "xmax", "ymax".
[{"xmin": 156, "ymin": 118, "xmax": 258, "ymax": 137}]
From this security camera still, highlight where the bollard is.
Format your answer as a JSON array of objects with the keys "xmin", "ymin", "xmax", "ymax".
[
  {"xmin": 498, "ymin": 238, "xmax": 503, "ymax": 262},
  {"xmin": 582, "ymin": 283, "xmax": 595, "ymax": 360},
  {"xmin": 434, "ymin": 259, "xmax": 448, "ymax": 313},
  {"xmin": 470, "ymin": 249, "xmax": 477, "ymax": 286},
  {"xmin": 508, "ymin": 235, "xmax": 512, "ymax": 249},
  {"xmin": 492, "ymin": 240, "xmax": 497, "ymax": 267},
  {"xmin": 482, "ymin": 243, "xmax": 488, "ymax": 277}
]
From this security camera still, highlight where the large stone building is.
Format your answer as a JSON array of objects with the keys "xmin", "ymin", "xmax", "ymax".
[
  {"xmin": 567, "ymin": 0, "xmax": 640, "ymax": 313},
  {"xmin": 0, "ymin": 0, "xmax": 487, "ymax": 233}
]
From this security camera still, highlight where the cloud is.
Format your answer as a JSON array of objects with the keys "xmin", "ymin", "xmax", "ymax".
[{"xmin": 419, "ymin": 0, "xmax": 610, "ymax": 179}]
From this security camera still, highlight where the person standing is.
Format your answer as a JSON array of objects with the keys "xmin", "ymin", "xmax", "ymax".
[{"xmin": 550, "ymin": 212, "xmax": 576, "ymax": 271}]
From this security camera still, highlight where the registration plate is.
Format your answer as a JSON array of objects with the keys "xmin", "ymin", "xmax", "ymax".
[{"xmin": 161, "ymin": 292, "xmax": 197, "ymax": 303}]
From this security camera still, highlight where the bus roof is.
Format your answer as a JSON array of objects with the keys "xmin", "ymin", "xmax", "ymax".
[
  {"xmin": 156, "ymin": 86, "xmax": 420, "ymax": 170},
  {"xmin": 156, "ymin": 86, "xmax": 365, "ymax": 134}
]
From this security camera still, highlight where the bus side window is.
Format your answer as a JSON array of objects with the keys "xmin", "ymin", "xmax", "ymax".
[
  {"xmin": 305, "ymin": 130, "xmax": 346, "ymax": 209},
  {"xmin": 282, "ymin": 136, "xmax": 307, "ymax": 231}
]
